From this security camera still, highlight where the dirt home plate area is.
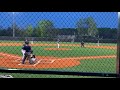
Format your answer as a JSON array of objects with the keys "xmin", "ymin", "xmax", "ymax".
[{"xmin": 0, "ymin": 43, "xmax": 116, "ymax": 69}]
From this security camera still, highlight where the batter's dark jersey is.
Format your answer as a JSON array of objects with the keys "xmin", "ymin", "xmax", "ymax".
[{"xmin": 22, "ymin": 46, "xmax": 31, "ymax": 52}]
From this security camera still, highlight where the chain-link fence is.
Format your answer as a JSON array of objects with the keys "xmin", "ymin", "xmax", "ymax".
[{"xmin": 0, "ymin": 12, "xmax": 119, "ymax": 78}]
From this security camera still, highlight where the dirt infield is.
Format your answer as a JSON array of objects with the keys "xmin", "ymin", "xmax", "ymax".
[
  {"xmin": 0, "ymin": 52, "xmax": 116, "ymax": 69},
  {"xmin": 0, "ymin": 42, "xmax": 116, "ymax": 69},
  {"xmin": 44, "ymin": 48, "xmax": 72, "ymax": 51},
  {"xmin": 0, "ymin": 42, "xmax": 116, "ymax": 50}
]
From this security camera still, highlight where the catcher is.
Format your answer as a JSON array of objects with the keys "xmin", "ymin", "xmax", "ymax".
[{"xmin": 30, "ymin": 50, "xmax": 37, "ymax": 64}]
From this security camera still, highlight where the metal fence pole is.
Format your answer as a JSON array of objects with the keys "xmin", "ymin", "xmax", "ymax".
[{"xmin": 117, "ymin": 12, "xmax": 120, "ymax": 77}]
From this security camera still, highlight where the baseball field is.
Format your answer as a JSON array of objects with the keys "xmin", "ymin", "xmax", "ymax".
[{"xmin": 0, "ymin": 41, "xmax": 117, "ymax": 78}]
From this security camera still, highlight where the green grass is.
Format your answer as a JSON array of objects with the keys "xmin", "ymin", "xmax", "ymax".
[
  {"xmin": 41, "ymin": 58, "xmax": 116, "ymax": 73},
  {"xmin": 0, "ymin": 46, "xmax": 116, "ymax": 57},
  {"xmin": 0, "ymin": 42, "xmax": 117, "ymax": 78},
  {"xmin": 0, "ymin": 72, "xmax": 109, "ymax": 78}
]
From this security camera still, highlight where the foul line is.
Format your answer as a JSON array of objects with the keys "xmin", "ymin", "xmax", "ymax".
[
  {"xmin": 18, "ymin": 63, "xmax": 35, "ymax": 66},
  {"xmin": 33, "ymin": 60, "xmax": 55, "ymax": 66},
  {"xmin": 0, "ymin": 53, "xmax": 20, "ymax": 59},
  {"xmin": 50, "ymin": 60, "xmax": 55, "ymax": 63},
  {"xmin": 13, "ymin": 59, "xmax": 21, "ymax": 62},
  {"xmin": 33, "ymin": 60, "xmax": 40, "ymax": 66},
  {"xmin": 17, "ymin": 60, "xmax": 55, "ymax": 66}
]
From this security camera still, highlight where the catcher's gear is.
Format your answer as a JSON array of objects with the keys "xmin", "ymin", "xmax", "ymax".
[{"xmin": 30, "ymin": 54, "xmax": 36, "ymax": 64}]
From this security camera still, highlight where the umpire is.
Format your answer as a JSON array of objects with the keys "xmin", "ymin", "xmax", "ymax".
[
  {"xmin": 22, "ymin": 41, "xmax": 33, "ymax": 64},
  {"xmin": 81, "ymin": 41, "xmax": 85, "ymax": 47}
]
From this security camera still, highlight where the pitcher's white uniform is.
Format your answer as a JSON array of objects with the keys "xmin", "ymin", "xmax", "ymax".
[
  {"xmin": 57, "ymin": 42, "xmax": 60, "ymax": 48},
  {"xmin": 57, "ymin": 39, "xmax": 60, "ymax": 48}
]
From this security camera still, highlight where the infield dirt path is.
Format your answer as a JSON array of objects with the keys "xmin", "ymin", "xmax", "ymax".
[
  {"xmin": 0, "ymin": 42, "xmax": 116, "ymax": 49},
  {"xmin": 0, "ymin": 42, "xmax": 116, "ymax": 69},
  {"xmin": 0, "ymin": 52, "xmax": 116, "ymax": 69}
]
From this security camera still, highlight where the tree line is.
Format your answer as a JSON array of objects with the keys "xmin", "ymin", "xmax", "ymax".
[{"xmin": 0, "ymin": 17, "xmax": 117, "ymax": 39}]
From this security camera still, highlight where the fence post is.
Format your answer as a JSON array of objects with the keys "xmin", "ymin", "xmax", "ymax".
[{"xmin": 117, "ymin": 12, "xmax": 120, "ymax": 78}]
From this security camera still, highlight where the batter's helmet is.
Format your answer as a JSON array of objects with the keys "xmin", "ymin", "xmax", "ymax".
[{"xmin": 25, "ymin": 41, "xmax": 29, "ymax": 44}]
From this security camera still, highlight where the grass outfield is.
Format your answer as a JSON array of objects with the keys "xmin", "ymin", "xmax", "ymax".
[
  {"xmin": 45, "ymin": 58, "xmax": 116, "ymax": 73},
  {"xmin": 0, "ymin": 46, "xmax": 116, "ymax": 57}
]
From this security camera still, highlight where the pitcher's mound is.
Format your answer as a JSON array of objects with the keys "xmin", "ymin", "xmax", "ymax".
[{"xmin": 44, "ymin": 48, "xmax": 72, "ymax": 51}]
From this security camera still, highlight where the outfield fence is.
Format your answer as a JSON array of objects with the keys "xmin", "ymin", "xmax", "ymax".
[
  {"xmin": 0, "ymin": 36, "xmax": 117, "ymax": 43},
  {"xmin": 0, "ymin": 12, "xmax": 119, "ymax": 78}
]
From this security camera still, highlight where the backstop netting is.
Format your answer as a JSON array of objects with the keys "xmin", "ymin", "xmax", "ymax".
[{"xmin": 0, "ymin": 12, "xmax": 119, "ymax": 78}]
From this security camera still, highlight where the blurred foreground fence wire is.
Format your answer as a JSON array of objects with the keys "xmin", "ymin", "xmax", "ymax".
[{"xmin": 0, "ymin": 12, "xmax": 119, "ymax": 78}]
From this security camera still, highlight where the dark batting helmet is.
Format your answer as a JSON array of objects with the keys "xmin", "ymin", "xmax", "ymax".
[{"xmin": 25, "ymin": 41, "xmax": 29, "ymax": 45}]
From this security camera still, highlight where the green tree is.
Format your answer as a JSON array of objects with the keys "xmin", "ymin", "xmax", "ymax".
[
  {"xmin": 32, "ymin": 27, "xmax": 39, "ymax": 37},
  {"xmin": 25, "ymin": 25, "xmax": 33, "ymax": 37},
  {"xmin": 76, "ymin": 18, "xmax": 87, "ymax": 36},
  {"xmin": 36, "ymin": 20, "xmax": 54, "ymax": 37},
  {"xmin": 86, "ymin": 17, "xmax": 98, "ymax": 36}
]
